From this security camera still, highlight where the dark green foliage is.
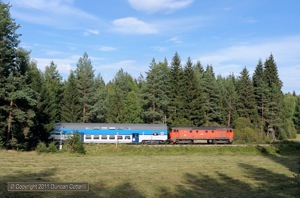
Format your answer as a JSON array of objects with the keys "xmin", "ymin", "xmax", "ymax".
[
  {"xmin": 106, "ymin": 69, "xmax": 139, "ymax": 123},
  {"xmin": 181, "ymin": 57, "xmax": 205, "ymax": 126},
  {"xmin": 37, "ymin": 62, "xmax": 63, "ymax": 142},
  {"xmin": 293, "ymin": 96, "xmax": 300, "ymax": 133},
  {"xmin": 168, "ymin": 52, "xmax": 186, "ymax": 126},
  {"xmin": 61, "ymin": 71, "xmax": 81, "ymax": 122},
  {"xmin": 283, "ymin": 94, "xmax": 297, "ymax": 138},
  {"xmin": 143, "ymin": 59, "xmax": 170, "ymax": 123},
  {"xmin": 90, "ymin": 74, "xmax": 108, "ymax": 122},
  {"xmin": 75, "ymin": 52, "xmax": 95, "ymax": 123},
  {"xmin": 36, "ymin": 142, "xmax": 48, "ymax": 153},
  {"xmin": 202, "ymin": 65, "xmax": 222, "ymax": 125},
  {"xmin": 36, "ymin": 141, "xmax": 58, "ymax": 154},
  {"xmin": 234, "ymin": 117, "xmax": 263, "ymax": 143},
  {"xmin": 223, "ymin": 75, "xmax": 238, "ymax": 127},
  {"xmin": 236, "ymin": 67, "xmax": 257, "ymax": 124},
  {"xmin": 263, "ymin": 55, "xmax": 286, "ymax": 139},
  {"xmin": 64, "ymin": 132, "xmax": 86, "ymax": 154}
]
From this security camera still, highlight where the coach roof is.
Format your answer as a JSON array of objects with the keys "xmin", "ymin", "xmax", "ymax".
[{"xmin": 54, "ymin": 123, "xmax": 167, "ymax": 130}]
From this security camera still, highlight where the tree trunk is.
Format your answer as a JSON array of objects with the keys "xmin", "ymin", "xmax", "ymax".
[{"xmin": 6, "ymin": 98, "xmax": 13, "ymax": 149}]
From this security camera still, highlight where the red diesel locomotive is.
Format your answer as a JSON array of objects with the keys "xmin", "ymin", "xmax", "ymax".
[{"xmin": 169, "ymin": 126, "xmax": 234, "ymax": 144}]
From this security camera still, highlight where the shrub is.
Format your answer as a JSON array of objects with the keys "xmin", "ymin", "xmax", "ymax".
[
  {"xmin": 36, "ymin": 142, "xmax": 48, "ymax": 154},
  {"xmin": 48, "ymin": 141, "xmax": 58, "ymax": 153},
  {"xmin": 65, "ymin": 132, "xmax": 86, "ymax": 154}
]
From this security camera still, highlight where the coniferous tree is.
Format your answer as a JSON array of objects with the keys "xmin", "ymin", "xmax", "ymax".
[
  {"xmin": 36, "ymin": 61, "xmax": 63, "ymax": 139},
  {"xmin": 168, "ymin": 52, "xmax": 185, "ymax": 126},
  {"xmin": 263, "ymin": 54, "xmax": 285, "ymax": 139},
  {"xmin": 253, "ymin": 59, "xmax": 269, "ymax": 133},
  {"xmin": 61, "ymin": 71, "xmax": 81, "ymax": 122},
  {"xmin": 143, "ymin": 59, "xmax": 170, "ymax": 123},
  {"xmin": 236, "ymin": 67, "xmax": 257, "ymax": 124},
  {"xmin": 223, "ymin": 74, "xmax": 238, "ymax": 127},
  {"xmin": 0, "ymin": 3, "xmax": 39, "ymax": 149},
  {"xmin": 124, "ymin": 91, "xmax": 143, "ymax": 123},
  {"xmin": 182, "ymin": 57, "xmax": 205, "ymax": 126},
  {"xmin": 90, "ymin": 74, "xmax": 107, "ymax": 123},
  {"xmin": 75, "ymin": 52, "xmax": 95, "ymax": 123},
  {"xmin": 106, "ymin": 69, "xmax": 136, "ymax": 123},
  {"xmin": 202, "ymin": 65, "xmax": 222, "ymax": 125}
]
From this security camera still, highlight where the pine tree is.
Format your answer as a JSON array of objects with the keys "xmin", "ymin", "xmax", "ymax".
[
  {"xmin": 124, "ymin": 91, "xmax": 143, "ymax": 123},
  {"xmin": 75, "ymin": 52, "xmax": 95, "ymax": 123},
  {"xmin": 0, "ymin": 3, "xmax": 39, "ymax": 149},
  {"xmin": 202, "ymin": 65, "xmax": 222, "ymax": 125},
  {"xmin": 263, "ymin": 54, "xmax": 285, "ymax": 139},
  {"xmin": 61, "ymin": 71, "xmax": 81, "ymax": 122},
  {"xmin": 106, "ymin": 69, "xmax": 136, "ymax": 123},
  {"xmin": 143, "ymin": 59, "xmax": 170, "ymax": 123},
  {"xmin": 89, "ymin": 73, "xmax": 107, "ymax": 123},
  {"xmin": 168, "ymin": 52, "xmax": 185, "ymax": 126},
  {"xmin": 223, "ymin": 74, "xmax": 238, "ymax": 127},
  {"xmin": 253, "ymin": 59, "xmax": 269, "ymax": 133},
  {"xmin": 181, "ymin": 57, "xmax": 205, "ymax": 126},
  {"xmin": 236, "ymin": 67, "xmax": 257, "ymax": 124}
]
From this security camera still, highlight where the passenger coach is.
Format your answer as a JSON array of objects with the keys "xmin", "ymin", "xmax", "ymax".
[{"xmin": 50, "ymin": 123, "xmax": 168, "ymax": 144}]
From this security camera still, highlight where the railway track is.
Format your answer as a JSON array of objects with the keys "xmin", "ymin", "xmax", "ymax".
[{"xmin": 129, "ymin": 143, "xmax": 272, "ymax": 147}]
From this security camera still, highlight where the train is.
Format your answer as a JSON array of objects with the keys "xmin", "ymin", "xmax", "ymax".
[{"xmin": 49, "ymin": 123, "xmax": 234, "ymax": 144}]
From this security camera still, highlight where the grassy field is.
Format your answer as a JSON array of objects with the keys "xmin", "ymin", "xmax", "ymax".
[{"xmin": 1, "ymin": 138, "xmax": 299, "ymax": 197}]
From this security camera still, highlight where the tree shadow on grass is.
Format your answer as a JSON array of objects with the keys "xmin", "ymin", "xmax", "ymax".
[
  {"xmin": 0, "ymin": 168, "xmax": 144, "ymax": 198},
  {"xmin": 158, "ymin": 163, "xmax": 299, "ymax": 198},
  {"xmin": 256, "ymin": 140, "xmax": 300, "ymax": 174}
]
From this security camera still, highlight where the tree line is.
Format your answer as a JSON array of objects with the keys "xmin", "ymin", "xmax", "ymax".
[{"xmin": 1, "ymin": 1, "xmax": 300, "ymax": 149}]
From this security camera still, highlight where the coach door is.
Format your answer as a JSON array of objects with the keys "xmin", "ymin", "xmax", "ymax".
[{"xmin": 132, "ymin": 133, "xmax": 139, "ymax": 143}]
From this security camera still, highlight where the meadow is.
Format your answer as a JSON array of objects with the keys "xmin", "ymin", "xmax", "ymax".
[{"xmin": 0, "ymin": 138, "xmax": 299, "ymax": 198}]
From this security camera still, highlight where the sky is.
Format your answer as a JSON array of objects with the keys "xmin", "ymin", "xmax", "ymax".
[{"xmin": 4, "ymin": 0, "xmax": 300, "ymax": 94}]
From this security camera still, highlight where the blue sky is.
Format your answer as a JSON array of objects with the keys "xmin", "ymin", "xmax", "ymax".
[{"xmin": 4, "ymin": 0, "xmax": 300, "ymax": 93}]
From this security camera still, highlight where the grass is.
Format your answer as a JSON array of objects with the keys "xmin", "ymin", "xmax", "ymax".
[{"xmin": 0, "ymin": 140, "xmax": 299, "ymax": 198}]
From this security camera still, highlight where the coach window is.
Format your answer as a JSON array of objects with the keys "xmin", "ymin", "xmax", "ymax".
[
  {"xmin": 85, "ymin": 135, "xmax": 91, "ymax": 139},
  {"xmin": 230, "ymin": 130, "xmax": 232, "ymax": 132},
  {"xmin": 196, "ymin": 130, "xmax": 198, "ymax": 133},
  {"xmin": 117, "ymin": 135, "xmax": 123, "ymax": 140},
  {"xmin": 212, "ymin": 130, "xmax": 214, "ymax": 133},
  {"xmin": 205, "ymin": 130, "xmax": 208, "ymax": 133},
  {"xmin": 93, "ymin": 135, "xmax": 99, "ymax": 140},
  {"xmin": 125, "ymin": 136, "xmax": 130, "ymax": 140},
  {"xmin": 109, "ymin": 135, "xmax": 115, "ymax": 140},
  {"xmin": 153, "ymin": 132, "xmax": 158, "ymax": 136},
  {"xmin": 101, "ymin": 135, "xmax": 107, "ymax": 139},
  {"xmin": 190, "ymin": 130, "xmax": 192, "ymax": 133}
]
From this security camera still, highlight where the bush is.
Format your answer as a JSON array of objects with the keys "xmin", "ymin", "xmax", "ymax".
[
  {"xmin": 234, "ymin": 117, "xmax": 265, "ymax": 143},
  {"xmin": 36, "ymin": 141, "xmax": 58, "ymax": 154},
  {"xmin": 48, "ymin": 141, "xmax": 58, "ymax": 153},
  {"xmin": 64, "ymin": 132, "xmax": 86, "ymax": 154},
  {"xmin": 36, "ymin": 142, "xmax": 48, "ymax": 154}
]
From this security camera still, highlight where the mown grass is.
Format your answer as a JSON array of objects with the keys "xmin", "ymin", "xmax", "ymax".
[{"xmin": 0, "ymin": 140, "xmax": 299, "ymax": 198}]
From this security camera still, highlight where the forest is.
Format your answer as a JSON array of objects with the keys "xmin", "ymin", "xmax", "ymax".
[{"xmin": 1, "ymin": 1, "xmax": 300, "ymax": 150}]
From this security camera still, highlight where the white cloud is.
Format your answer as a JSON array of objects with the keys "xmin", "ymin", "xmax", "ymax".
[
  {"xmin": 152, "ymin": 46, "xmax": 167, "ymax": 52},
  {"xmin": 197, "ymin": 36, "xmax": 300, "ymax": 93},
  {"xmin": 33, "ymin": 56, "xmax": 78, "ymax": 79},
  {"xmin": 128, "ymin": 0, "xmax": 194, "ymax": 13},
  {"xmin": 97, "ymin": 46, "xmax": 118, "ymax": 52},
  {"xmin": 84, "ymin": 29, "xmax": 100, "ymax": 36},
  {"xmin": 9, "ymin": 0, "xmax": 99, "ymax": 29},
  {"xmin": 112, "ymin": 17, "xmax": 158, "ymax": 34},
  {"xmin": 167, "ymin": 36, "xmax": 183, "ymax": 44}
]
